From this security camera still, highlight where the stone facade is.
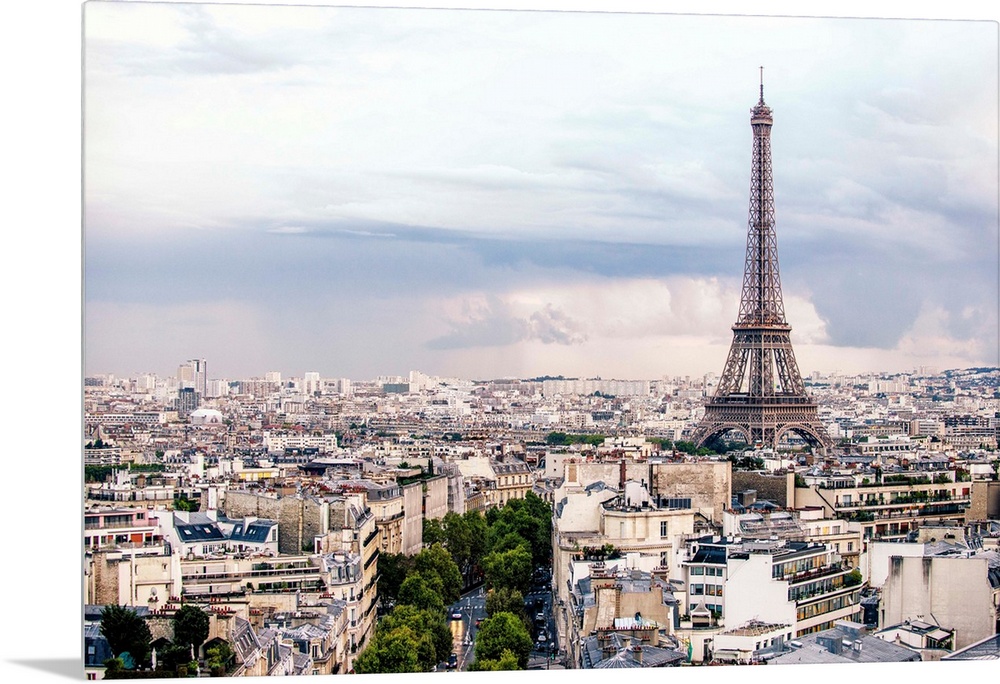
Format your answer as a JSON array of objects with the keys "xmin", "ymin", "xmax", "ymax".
[
  {"xmin": 223, "ymin": 491, "xmax": 329, "ymax": 555},
  {"xmin": 400, "ymin": 481, "xmax": 424, "ymax": 556},
  {"xmin": 731, "ymin": 471, "xmax": 794, "ymax": 508},
  {"xmin": 423, "ymin": 474, "xmax": 449, "ymax": 521},
  {"xmin": 650, "ymin": 461, "xmax": 732, "ymax": 524},
  {"xmin": 969, "ymin": 479, "xmax": 1000, "ymax": 521}
]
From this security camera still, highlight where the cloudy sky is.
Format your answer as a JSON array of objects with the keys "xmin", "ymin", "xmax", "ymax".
[{"xmin": 82, "ymin": 1, "xmax": 999, "ymax": 382}]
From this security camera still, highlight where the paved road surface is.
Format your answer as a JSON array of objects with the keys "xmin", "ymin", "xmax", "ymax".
[{"xmin": 445, "ymin": 586, "xmax": 486, "ymax": 672}]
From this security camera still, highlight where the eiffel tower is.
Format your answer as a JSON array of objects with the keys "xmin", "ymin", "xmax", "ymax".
[{"xmin": 691, "ymin": 72, "xmax": 832, "ymax": 453}]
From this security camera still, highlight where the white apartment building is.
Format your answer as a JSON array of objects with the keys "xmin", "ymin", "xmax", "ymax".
[
  {"xmin": 263, "ymin": 431, "xmax": 339, "ymax": 454},
  {"xmin": 678, "ymin": 536, "xmax": 862, "ymax": 638},
  {"xmin": 541, "ymin": 378, "xmax": 651, "ymax": 397}
]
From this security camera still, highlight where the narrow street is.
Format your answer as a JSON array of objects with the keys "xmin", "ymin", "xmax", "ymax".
[
  {"xmin": 438, "ymin": 569, "xmax": 564, "ymax": 672},
  {"xmin": 524, "ymin": 570, "xmax": 562, "ymax": 670},
  {"xmin": 444, "ymin": 586, "xmax": 486, "ymax": 672}
]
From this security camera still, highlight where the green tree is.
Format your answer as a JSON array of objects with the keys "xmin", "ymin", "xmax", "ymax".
[
  {"xmin": 205, "ymin": 641, "xmax": 233, "ymax": 675},
  {"xmin": 157, "ymin": 642, "xmax": 194, "ymax": 671},
  {"xmin": 473, "ymin": 612, "xmax": 533, "ymax": 669},
  {"xmin": 377, "ymin": 604, "xmax": 451, "ymax": 665},
  {"xmin": 172, "ymin": 605, "xmax": 210, "ymax": 654},
  {"xmin": 174, "ymin": 495, "xmax": 199, "ymax": 512},
  {"xmin": 439, "ymin": 512, "xmax": 473, "ymax": 569},
  {"xmin": 376, "ymin": 552, "xmax": 415, "ymax": 603},
  {"xmin": 488, "ymin": 530, "xmax": 531, "ymax": 557},
  {"xmin": 471, "ymin": 648, "xmax": 520, "ymax": 671},
  {"xmin": 464, "ymin": 510, "xmax": 488, "ymax": 555},
  {"xmin": 545, "ymin": 432, "xmax": 568, "ymax": 445},
  {"xmin": 103, "ymin": 657, "xmax": 124, "ymax": 677},
  {"xmin": 485, "ymin": 587, "xmax": 529, "ymax": 631},
  {"xmin": 414, "ymin": 543, "xmax": 462, "ymax": 604},
  {"xmin": 482, "ymin": 546, "xmax": 533, "ymax": 595},
  {"xmin": 354, "ymin": 628, "xmax": 422, "ymax": 674},
  {"xmin": 100, "ymin": 605, "xmax": 152, "ymax": 668},
  {"xmin": 397, "ymin": 573, "xmax": 446, "ymax": 614},
  {"xmin": 728, "ymin": 453, "xmax": 765, "ymax": 470},
  {"xmin": 423, "ymin": 517, "xmax": 446, "ymax": 547},
  {"xmin": 85, "ymin": 465, "xmax": 121, "ymax": 483},
  {"xmin": 487, "ymin": 494, "xmax": 552, "ymax": 567},
  {"xmin": 673, "ymin": 440, "xmax": 698, "ymax": 454}
]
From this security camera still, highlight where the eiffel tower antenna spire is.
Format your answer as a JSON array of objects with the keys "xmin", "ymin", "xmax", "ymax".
[{"xmin": 691, "ymin": 76, "xmax": 832, "ymax": 453}]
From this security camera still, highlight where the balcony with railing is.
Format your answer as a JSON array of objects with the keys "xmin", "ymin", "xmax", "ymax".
[
  {"xmin": 182, "ymin": 565, "xmax": 320, "ymax": 583},
  {"xmin": 84, "ymin": 517, "xmax": 154, "ymax": 530},
  {"xmin": 782, "ymin": 562, "xmax": 849, "ymax": 586},
  {"xmin": 788, "ymin": 574, "xmax": 856, "ymax": 604},
  {"xmin": 834, "ymin": 492, "xmax": 970, "ymax": 511}
]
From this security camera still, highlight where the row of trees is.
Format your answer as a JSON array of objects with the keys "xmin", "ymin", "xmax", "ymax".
[
  {"xmin": 469, "ymin": 493, "xmax": 553, "ymax": 670},
  {"xmin": 100, "ymin": 603, "xmax": 221, "ymax": 677},
  {"xmin": 545, "ymin": 432, "xmax": 606, "ymax": 446},
  {"xmin": 354, "ymin": 544, "xmax": 459, "ymax": 674},
  {"xmin": 544, "ymin": 433, "xmax": 737, "ymax": 456},
  {"xmin": 426, "ymin": 491, "xmax": 553, "ymax": 592},
  {"xmin": 84, "ymin": 462, "xmax": 167, "ymax": 484},
  {"xmin": 366, "ymin": 493, "xmax": 554, "ymax": 673}
]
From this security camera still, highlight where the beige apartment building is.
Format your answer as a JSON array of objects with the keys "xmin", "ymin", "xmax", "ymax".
[{"xmin": 792, "ymin": 471, "xmax": 972, "ymax": 543}]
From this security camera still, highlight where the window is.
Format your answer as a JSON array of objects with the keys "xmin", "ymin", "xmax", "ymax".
[
  {"xmin": 691, "ymin": 566, "xmax": 705, "ymax": 575},
  {"xmin": 692, "ymin": 584, "xmax": 704, "ymax": 595},
  {"xmin": 660, "ymin": 521, "xmax": 669, "ymax": 537}
]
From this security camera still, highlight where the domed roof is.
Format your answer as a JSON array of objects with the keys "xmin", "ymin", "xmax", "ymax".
[{"xmin": 190, "ymin": 408, "xmax": 224, "ymax": 423}]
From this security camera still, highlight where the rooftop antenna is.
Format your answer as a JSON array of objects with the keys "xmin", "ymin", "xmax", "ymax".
[{"xmin": 759, "ymin": 65, "xmax": 764, "ymax": 101}]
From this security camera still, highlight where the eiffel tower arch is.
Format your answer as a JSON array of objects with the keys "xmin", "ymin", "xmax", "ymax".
[{"xmin": 691, "ymin": 73, "xmax": 832, "ymax": 454}]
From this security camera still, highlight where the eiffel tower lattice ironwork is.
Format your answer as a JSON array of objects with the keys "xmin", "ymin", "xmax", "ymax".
[{"xmin": 692, "ymin": 74, "xmax": 832, "ymax": 453}]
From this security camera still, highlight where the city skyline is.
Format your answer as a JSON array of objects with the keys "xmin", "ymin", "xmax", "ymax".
[{"xmin": 83, "ymin": 2, "xmax": 999, "ymax": 383}]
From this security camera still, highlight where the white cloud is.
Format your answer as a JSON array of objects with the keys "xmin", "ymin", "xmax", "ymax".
[
  {"xmin": 424, "ymin": 275, "xmax": 831, "ymax": 376},
  {"xmin": 894, "ymin": 303, "xmax": 996, "ymax": 363}
]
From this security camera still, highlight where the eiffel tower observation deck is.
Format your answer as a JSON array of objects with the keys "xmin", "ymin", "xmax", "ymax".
[{"xmin": 691, "ymin": 72, "xmax": 832, "ymax": 453}]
